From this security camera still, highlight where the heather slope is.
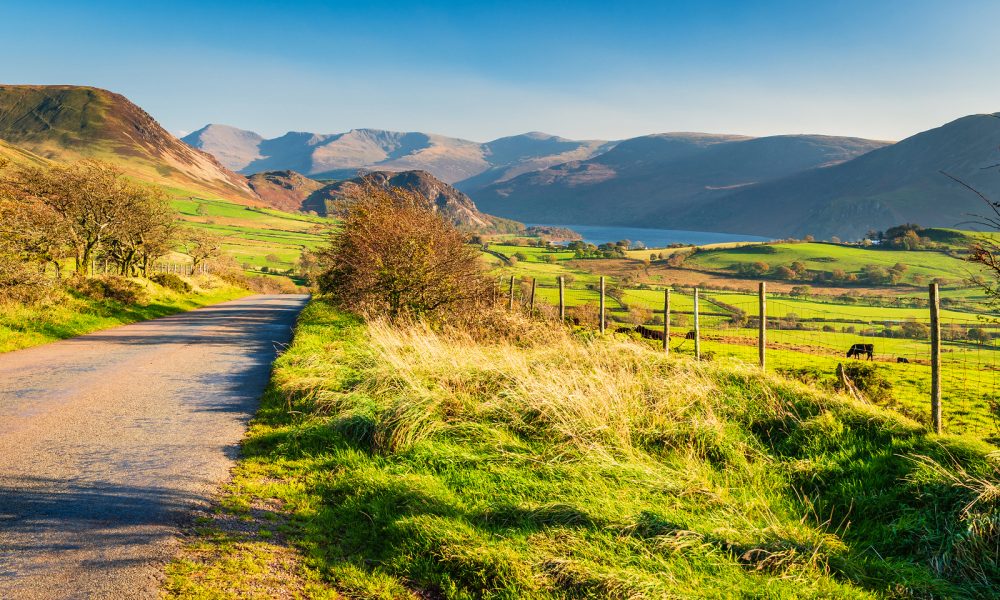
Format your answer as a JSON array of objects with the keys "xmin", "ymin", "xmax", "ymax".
[{"xmin": 0, "ymin": 85, "xmax": 257, "ymax": 201}]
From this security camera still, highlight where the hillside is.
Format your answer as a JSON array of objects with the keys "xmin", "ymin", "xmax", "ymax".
[
  {"xmin": 307, "ymin": 170, "xmax": 519, "ymax": 232},
  {"xmin": 183, "ymin": 125, "xmax": 614, "ymax": 186},
  {"xmin": 0, "ymin": 85, "xmax": 257, "ymax": 202},
  {"xmin": 676, "ymin": 113, "xmax": 1000, "ymax": 239},
  {"xmin": 246, "ymin": 170, "xmax": 325, "ymax": 213},
  {"xmin": 472, "ymin": 133, "xmax": 887, "ymax": 226},
  {"xmin": 0, "ymin": 139, "xmax": 50, "ymax": 167}
]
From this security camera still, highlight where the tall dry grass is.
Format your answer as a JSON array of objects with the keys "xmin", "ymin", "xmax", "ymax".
[{"xmin": 360, "ymin": 313, "xmax": 773, "ymax": 462}]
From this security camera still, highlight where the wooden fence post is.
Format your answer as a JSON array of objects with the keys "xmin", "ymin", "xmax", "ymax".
[
  {"xmin": 759, "ymin": 281, "xmax": 767, "ymax": 369},
  {"xmin": 929, "ymin": 283, "xmax": 942, "ymax": 434},
  {"xmin": 509, "ymin": 276, "xmax": 515, "ymax": 311},
  {"xmin": 663, "ymin": 288, "xmax": 670, "ymax": 354},
  {"xmin": 693, "ymin": 287, "xmax": 701, "ymax": 360},
  {"xmin": 529, "ymin": 278, "xmax": 537, "ymax": 314},
  {"xmin": 599, "ymin": 276, "xmax": 606, "ymax": 334},
  {"xmin": 558, "ymin": 276, "xmax": 565, "ymax": 322}
]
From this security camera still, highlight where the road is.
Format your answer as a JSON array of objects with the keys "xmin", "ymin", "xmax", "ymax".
[{"xmin": 0, "ymin": 294, "xmax": 309, "ymax": 599}]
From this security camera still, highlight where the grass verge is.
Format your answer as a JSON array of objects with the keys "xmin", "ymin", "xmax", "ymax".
[
  {"xmin": 164, "ymin": 299, "xmax": 1000, "ymax": 598},
  {"xmin": 0, "ymin": 275, "xmax": 249, "ymax": 353}
]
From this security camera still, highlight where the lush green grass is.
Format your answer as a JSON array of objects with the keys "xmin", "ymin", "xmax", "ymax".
[
  {"xmin": 0, "ymin": 275, "xmax": 248, "ymax": 353},
  {"xmin": 484, "ymin": 243, "xmax": 1000, "ymax": 437},
  {"xmin": 686, "ymin": 242, "xmax": 984, "ymax": 287},
  {"xmin": 165, "ymin": 299, "xmax": 1000, "ymax": 598},
  {"xmin": 167, "ymin": 196, "xmax": 338, "ymax": 275}
]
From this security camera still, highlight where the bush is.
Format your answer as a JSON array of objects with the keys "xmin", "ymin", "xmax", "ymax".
[
  {"xmin": 246, "ymin": 275, "xmax": 303, "ymax": 294},
  {"xmin": 150, "ymin": 273, "xmax": 192, "ymax": 294},
  {"xmin": 69, "ymin": 275, "xmax": 146, "ymax": 304},
  {"xmin": 900, "ymin": 320, "xmax": 929, "ymax": 339},
  {"xmin": 841, "ymin": 362, "xmax": 893, "ymax": 403},
  {"xmin": 0, "ymin": 252, "xmax": 58, "ymax": 305},
  {"xmin": 317, "ymin": 183, "xmax": 492, "ymax": 320}
]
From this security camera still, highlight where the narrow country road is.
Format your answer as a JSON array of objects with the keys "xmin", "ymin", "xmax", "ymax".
[{"xmin": 0, "ymin": 294, "xmax": 309, "ymax": 599}]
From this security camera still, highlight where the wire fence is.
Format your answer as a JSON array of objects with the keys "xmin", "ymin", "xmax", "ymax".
[{"xmin": 505, "ymin": 275, "xmax": 1000, "ymax": 442}]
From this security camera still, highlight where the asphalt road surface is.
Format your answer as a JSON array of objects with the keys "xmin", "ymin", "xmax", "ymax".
[{"xmin": 0, "ymin": 294, "xmax": 309, "ymax": 599}]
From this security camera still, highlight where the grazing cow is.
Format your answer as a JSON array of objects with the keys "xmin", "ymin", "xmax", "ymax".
[
  {"xmin": 897, "ymin": 357, "xmax": 909, "ymax": 364},
  {"xmin": 616, "ymin": 325, "xmax": 667, "ymax": 341},
  {"xmin": 846, "ymin": 343, "xmax": 874, "ymax": 360},
  {"xmin": 635, "ymin": 325, "xmax": 666, "ymax": 341},
  {"xmin": 685, "ymin": 330, "xmax": 697, "ymax": 340}
]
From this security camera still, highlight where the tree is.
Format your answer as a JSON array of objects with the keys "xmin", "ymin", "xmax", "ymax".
[
  {"xmin": 316, "ymin": 183, "xmax": 491, "ymax": 320},
  {"xmin": 14, "ymin": 160, "xmax": 147, "ymax": 274},
  {"xmin": 183, "ymin": 228, "xmax": 224, "ymax": 274},
  {"xmin": 967, "ymin": 327, "xmax": 991, "ymax": 346},
  {"xmin": 901, "ymin": 320, "xmax": 929, "ymax": 339},
  {"xmin": 103, "ymin": 185, "xmax": 175, "ymax": 276},
  {"xmin": 774, "ymin": 265, "xmax": 796, "ymax": 280}
]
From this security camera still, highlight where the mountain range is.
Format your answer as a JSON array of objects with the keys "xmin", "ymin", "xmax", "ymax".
[
  {"xmin": 0, "ymin": 85, "xmax": 507, "ymax": 232},
  {"xmin": 3, "ymin": 84, "xmax": 1000, "ymax": 240},
  {"xmin": 674, "ymin": 114, "xmax": 1000, "ymax": 239},
  {"xmin": 181, "ymin": 125, "xmax": 615, "ymax": 189}
]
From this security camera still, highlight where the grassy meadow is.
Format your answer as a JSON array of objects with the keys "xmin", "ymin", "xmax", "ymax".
[
  {"xmin": 164, "ymin": 298, "xmax": 1000, "ymax": 598},
  {"xmin": 478, "ymin": 237, "xmax": 1000, "ymax": 441},
  {"xmin": 170, "ymin": 195, "xmax": 337, "ymax": 274}
]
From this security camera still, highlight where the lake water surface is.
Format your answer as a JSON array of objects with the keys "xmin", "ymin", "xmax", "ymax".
[{"xmin": 532, "ymin": 224, "xmax": 771, "ymax": 248}]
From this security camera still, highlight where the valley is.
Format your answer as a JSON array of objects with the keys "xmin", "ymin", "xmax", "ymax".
[{"xmin": 2, "ymin": 79, "xmax": 1000, "ymax": 599}]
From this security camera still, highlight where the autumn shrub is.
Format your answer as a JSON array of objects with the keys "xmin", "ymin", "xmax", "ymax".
[
  {"xmin": 69, "ymin": 275, "xmax": 146, "ymax": 304},
  {"xmin": 316, "ymin": 183, "xmax": 493, "ymax": 321},
  {"xmin": 150, "ymin": 273, "xmax": 192, "ymax": 294},
  {"xmin": 0, "ymin": 250, "xmax": 58, "ymax": 305}
]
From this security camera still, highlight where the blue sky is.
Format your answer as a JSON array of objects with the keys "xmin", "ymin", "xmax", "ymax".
[{"xmin": 3, "ymin": 1, "xmax": 999, "ymax": 141}]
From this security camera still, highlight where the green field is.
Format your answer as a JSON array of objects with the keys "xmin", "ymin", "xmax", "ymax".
[
  {"xmin": 483, "ymin": 240, "xmax": 1000, "ymax": 441},
  {"xmin": 169, "ymin": 196, "xmax": 337, "ymax": 273},
  {"xmin": 686, "ymin": 242, "xmax": 985, "ymax": 287}
]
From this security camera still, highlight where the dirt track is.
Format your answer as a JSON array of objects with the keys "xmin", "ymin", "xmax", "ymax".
[{"xmin": 0, "ymin": 294, "xmax": 308, "ymax": 599}]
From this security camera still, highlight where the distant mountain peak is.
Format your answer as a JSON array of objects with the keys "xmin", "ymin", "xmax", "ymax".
[{"xmin": 183, "ymin": 125, "xmax": 618, "ymax": 188}]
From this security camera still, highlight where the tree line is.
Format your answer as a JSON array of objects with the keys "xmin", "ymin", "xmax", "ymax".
[{"xmin": 0, "ymin": 158, "xmax": 223, "ymax": 300}]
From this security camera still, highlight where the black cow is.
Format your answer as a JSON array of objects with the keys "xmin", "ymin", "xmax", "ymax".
[
  {"xmin": 846, "ymin": 343, "xmax": 874, "ymax": 360},
  {"xmin": 897, "ymin": 357, "xmax": 909, "ymax": 364},
  {"xmin": 685, "ymin": 330, "xmax": 697, "ymax": 340},
  {"xmin": 616, "ymin": 325, "xmax": 667, "ymax": 341},
  {"xmin": 636, "ymin": 325, "xmax": 666, "ymax": 341}
]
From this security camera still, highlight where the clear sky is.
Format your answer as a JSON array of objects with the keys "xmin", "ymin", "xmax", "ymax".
[{"xmin": 3, "ymin": 0, "xmax": 999, "ymax": 142}]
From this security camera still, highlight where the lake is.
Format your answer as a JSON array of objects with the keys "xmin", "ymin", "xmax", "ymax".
[{"xmin": 530, "ymin": 224, "xmax": 771, "ymax": 248}]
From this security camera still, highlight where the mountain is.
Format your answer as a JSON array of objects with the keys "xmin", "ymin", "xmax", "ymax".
[
  {"xmin": 0, "ymin": 139, "xmax": 51, "ymax": 167},
  {"xmin": 183, "ymin": 126, "xmax": 614, "ymax": 187},
  {"xmin": 181, "ymin": 124, "xmax": 265, "ymax": 174},
  {"xmin": 246, "ymin": 170, "xmax": 325, "ymax": 213},
  {"xmin": 470, "ymin": 133, "xmax": 887, "ymax": 226},
  {"xmin": 0, "ymin": 85, "xmax": 256, "ymax": 201},
  {"xmin": 674, "ymin": 114, "xmax": 1000, "ymax": 239},
  {"xmin": 305, "ymin": 170, "xmax": 518, "ymax": 232}
]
